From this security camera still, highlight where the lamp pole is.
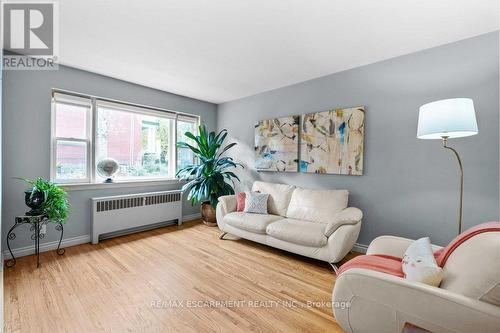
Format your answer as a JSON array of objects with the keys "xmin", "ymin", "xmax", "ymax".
[{"xmin": 441, "ymin": 136, "xmax": 464, "ymax": 235}]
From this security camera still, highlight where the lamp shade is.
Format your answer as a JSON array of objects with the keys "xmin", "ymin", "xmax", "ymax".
[{"xmin": 417, "ymin": 98, "xmax": 478, "ymax": 139}]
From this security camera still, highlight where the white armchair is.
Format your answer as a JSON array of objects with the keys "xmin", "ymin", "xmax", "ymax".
[{"xmin": 332, "ymin": 223, "xmax": 500, "ymax": 333}]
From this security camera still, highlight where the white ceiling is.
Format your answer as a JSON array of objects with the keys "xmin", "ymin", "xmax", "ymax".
[{"xmin": 59, "ymin": 0, "xmax": 499, "ymax": 103}]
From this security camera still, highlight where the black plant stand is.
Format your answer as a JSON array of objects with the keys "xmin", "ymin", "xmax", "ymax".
[{"xmin": 6, "ymin": 215, "xmax": 65, "ymax": 268}]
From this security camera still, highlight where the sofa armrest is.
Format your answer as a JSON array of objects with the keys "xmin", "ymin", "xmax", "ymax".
[
  {"xmin": 367, "ymin": 236, "xmax": 443, "ymax": 257},
  {"xmin": 217, "ymin": 195, "xmax": 237, "ymax": 215},
  {"xmin": 215, "ymin": 195, "xmax": 237, "ymax": 228},
  {"xmin": 333, "ymin": 268, "xmax": 500, "ymax": 333},
  {"xmin": 324, "ymin": 207, "xmax": 363, "ymax": 237}
]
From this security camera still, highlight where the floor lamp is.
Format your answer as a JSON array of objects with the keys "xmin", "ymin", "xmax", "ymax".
[{"xmin": 417, "ymin": 98, "xmax": 478, "ymax": 235}]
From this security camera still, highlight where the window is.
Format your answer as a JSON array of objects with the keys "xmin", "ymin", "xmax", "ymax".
[
  {"xmin": 51, "ymin": 94, "xmax": 92, "ymax": 183},
  {"xmin": 177, "ymin": 116, "xmax": 198, "ymax": 170},
  {"xmin": 95, "ymin": 101, "xmax": 176, "ymax": 180},
  {"xmin": 51, "ymin": 91, "xmax": 199, "ymax": 184}
]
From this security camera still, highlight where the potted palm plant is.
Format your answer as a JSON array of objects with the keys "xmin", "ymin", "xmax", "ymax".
[{"xmin": 176, "ymin": 125, "xmax": 242, "ymax": 226}]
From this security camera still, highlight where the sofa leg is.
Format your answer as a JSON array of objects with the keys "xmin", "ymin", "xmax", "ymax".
[
  {"xmin": 330, "ymin": 262, "xmax": 340, "ymax": 275},
  {"xmin": 219, "ymin": 232, "xmax": 228, "ymax": 240}
]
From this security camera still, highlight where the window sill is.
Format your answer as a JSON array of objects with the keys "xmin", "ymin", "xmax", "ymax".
[{"xmin": 59, "ymin": 179, "xmax": 185, "ymax": 191}]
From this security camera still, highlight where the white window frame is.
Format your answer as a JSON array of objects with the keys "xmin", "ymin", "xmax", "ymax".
[
  {"xmin": 177, "ymin": 114, "xmax": 200, "ymax": 168},
  {"xmin": 94, "ymin": 99, "xmax": 178, "ymax": 182},
  {"xmin": 50, "ymin": 89, "xmax": 200, "ymax": 185},
  {"xmin": 50, "ymin": 93, "xmax": 93, "ymax": 184}
]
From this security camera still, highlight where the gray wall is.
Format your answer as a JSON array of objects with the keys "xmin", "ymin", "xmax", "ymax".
[
  {"xmin": 2, "ymin": 65, "xmax": 217, "ymax": 250},
  {"xmin": 0, "ymin": 47, "xmax": 3, "ymax": 265},
  {"xmin": 218, "ymin": 31, "xmax": 499, "ymax": 247}
]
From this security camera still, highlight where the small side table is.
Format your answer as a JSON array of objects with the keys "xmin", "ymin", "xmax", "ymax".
[{"xmin": 6, "ymin": 215, "xmax": 65, "ymax": 268}]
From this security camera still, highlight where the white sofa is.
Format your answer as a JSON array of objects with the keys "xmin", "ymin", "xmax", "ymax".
[
  {"xmin": 216, "ymin": 181, "xmax": 363, "ymax": 265},
  {"xmin": 332, "ymin": 229, "xmax": 500, "ymax": 333}
]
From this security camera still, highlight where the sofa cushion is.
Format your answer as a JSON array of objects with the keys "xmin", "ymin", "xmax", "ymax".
[
  {"xmin": 266, "ymin": 218, "xmax": 328, "ymax": 247},
  {"xmin": 224, "ymin": 212, "xmax": 282, "ymax": 234},
  {"xmin": 252, "ymin": 181, "xmax": 295, "ymax": 216},
  {"xmin": 286, "ymin": 188, "xmax": 349, "ymax": 223}
]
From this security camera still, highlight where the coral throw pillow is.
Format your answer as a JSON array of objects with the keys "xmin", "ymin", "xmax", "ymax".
[
  {"xmin": 402, "ymin": 237, "xmax": 443, "ymax": 287},
  {"xmin": 236, "ymin": 192, "xmax": 246, "ymax": 212}
]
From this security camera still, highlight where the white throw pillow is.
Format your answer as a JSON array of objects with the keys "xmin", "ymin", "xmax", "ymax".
[
  {"xmin": 402, "ymin": 237, "xmax": 443, "ymax": 287},
  {"xmin": 243, "ymin": 191, "xmax": 269, "ymax": 214}
]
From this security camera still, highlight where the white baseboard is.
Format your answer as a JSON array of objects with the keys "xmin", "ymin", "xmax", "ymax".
[
  {"xmin": 4, "ymin": 213, "xmax": 202, "ymax": 259},
  {"xmin": 3, "ymin": 235, "xmax": 90, "ymax": 259},
  {"xmin": 4, "ymin": 213, "xmax": 364, "ymax": 259},
  {"xmin": 352, "ymin": 242, "xmax": 368, "ymax": 254},
  {"xmin": 182, "ymin": 213, "xmax": 201, "ymax": 222}
]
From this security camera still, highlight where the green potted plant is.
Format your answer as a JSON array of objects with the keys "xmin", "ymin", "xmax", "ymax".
[
  {"xmin": 176, "ymin": 125, "xmax": 242, "ymax": 226},
  {"xmin": 18, "ymin": 177, "xmax": 70, "ymax": 223}
]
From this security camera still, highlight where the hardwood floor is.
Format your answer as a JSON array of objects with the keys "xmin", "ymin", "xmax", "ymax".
[{"xmin": 4, "ymin": 220, "xmax": 356, "ymax": 333}]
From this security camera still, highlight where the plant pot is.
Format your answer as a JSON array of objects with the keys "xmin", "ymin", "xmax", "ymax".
[
  {"xmin": 25, "ymin": 190, "xmax": 45, "ymax": 216},
  {"xmin": 201, "ymin": 202, "xmax": 217, "ymax": 227}
]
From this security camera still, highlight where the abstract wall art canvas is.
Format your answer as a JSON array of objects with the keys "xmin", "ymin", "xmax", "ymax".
[
  {"xmin": 255, "ymin": 115, "xmax": 299, "ymax": 172},
  {"xmin": 300, "ymin": 106, "xmax": 365, "ymax": 175}
]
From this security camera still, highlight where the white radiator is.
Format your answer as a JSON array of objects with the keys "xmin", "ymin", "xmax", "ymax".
[{"xmin": 91, "ymin": 190, "xmax": 183, "ymax": 244}]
